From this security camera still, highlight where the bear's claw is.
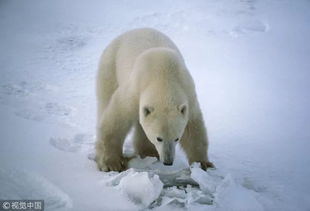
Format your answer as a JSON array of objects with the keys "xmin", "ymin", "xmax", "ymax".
[
  {"xmin": 200, "ymin": 161, "xmax": 215, "ymax": 171},
  {"xmin": 96, "ymin": 155, "xmax": 128, "ymax": 172}
]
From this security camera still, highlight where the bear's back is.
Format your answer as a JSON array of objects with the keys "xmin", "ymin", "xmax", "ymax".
[{"xmin": 112, "ymin": 28, "xmax": 181, "ymax": 85}]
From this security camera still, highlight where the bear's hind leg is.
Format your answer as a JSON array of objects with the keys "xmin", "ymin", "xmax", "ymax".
[{"xmin": 133, "ymin": 123, "xmax": 159, "ymax": 159}]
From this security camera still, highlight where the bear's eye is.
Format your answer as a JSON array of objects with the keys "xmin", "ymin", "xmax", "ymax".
[
  {"xmin": 157, "ymin": 137, "xmax": 163, "ymax": 142},
  {"xmin": 175, "ymin": 138, "xmax": 179, "ymax": 142},
  {"xmin": 178, "ymin": 104, "xmax": 187, "ymax": 115},
  {"xmin": 143, "ymin": 106, "xmax": 154, "ymax": 117}
]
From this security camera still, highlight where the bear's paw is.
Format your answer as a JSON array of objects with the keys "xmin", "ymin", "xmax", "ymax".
[
  {"xmin": 200, "ymin": 161, "xmax": 215, "ymax": 171},
  {"xmin": 96, "ymin": 155, "xmax": 128, "ymax": 172}
]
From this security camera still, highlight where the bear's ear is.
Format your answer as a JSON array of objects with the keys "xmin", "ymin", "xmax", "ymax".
[
  {"xmin": 143, "ymin": 106, "xmax": 154, "ymax": 117},
  {"xmin": 178, "ymin": 104, "xmax": 187, "ymax": 115}
]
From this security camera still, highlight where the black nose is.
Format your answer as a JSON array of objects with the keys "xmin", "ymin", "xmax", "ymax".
[
  {"xmin": 157, "ymin": 137, "xmax": 163, "ymax": 142},
  {"xmin": 163, "ymin": 162, "xmax": 173, "ymax": 166}
]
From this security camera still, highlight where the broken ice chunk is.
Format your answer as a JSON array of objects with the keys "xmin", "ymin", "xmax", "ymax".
[
  {"xmin": 117, "ymin": 171, "xmax": 163, "ymax": 207},
  {"xmin": 101, "ymin": 168, "xmax": 136, "ymax": 186},
  {"xmin": 157, "ymin": 168, "xmax": 199, "ymax": 188},
  {"xmin": 190, "ymin": 165, "xmax": 221, "ymax": 194}
]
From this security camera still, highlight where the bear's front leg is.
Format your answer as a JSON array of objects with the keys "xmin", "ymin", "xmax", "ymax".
[
  {"xmin": 180, "ymin": 115, "xmax": 214, "ymax": 171},
  {"xmin": 95, "ymin": 134, "xmax": 128, "ymax": 172},
  {"xmin": 95, "ymin": 89, "xmax": 134, "ymax": 172}
]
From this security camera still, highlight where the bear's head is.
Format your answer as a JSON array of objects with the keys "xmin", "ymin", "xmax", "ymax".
[{"xmin": 139, "ymin": 86, "xmax": 189, "ymax": 166}]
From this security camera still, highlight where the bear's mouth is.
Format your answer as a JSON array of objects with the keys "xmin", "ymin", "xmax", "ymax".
[{"xmin": 163, "ymin": 161, "xmax": 173, "ymax": 166}]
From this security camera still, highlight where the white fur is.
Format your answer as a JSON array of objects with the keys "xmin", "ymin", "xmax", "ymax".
[{"xmin": 95, "ymin": 28, "xmax": 213, "ymax": 172}]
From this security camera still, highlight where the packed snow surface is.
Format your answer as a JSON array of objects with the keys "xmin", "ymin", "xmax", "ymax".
[{"xmin": 1, "ymin": 0, "xmax": 310, "ymax": 210}]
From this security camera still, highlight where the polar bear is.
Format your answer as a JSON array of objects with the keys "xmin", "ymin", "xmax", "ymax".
[{"xmin": 95, "ymin": 28, "xmax": 213, "ymax": 172}]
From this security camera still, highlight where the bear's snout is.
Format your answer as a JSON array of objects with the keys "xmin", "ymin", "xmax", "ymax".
[{"xmin": 160, "ymin": 141, "xmax": 175, "ymax": 166}]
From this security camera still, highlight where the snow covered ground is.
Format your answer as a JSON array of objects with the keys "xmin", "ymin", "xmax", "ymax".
[{"xmin": 1, "ymin": 0, "xmax": 310, "ymax": 210}]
